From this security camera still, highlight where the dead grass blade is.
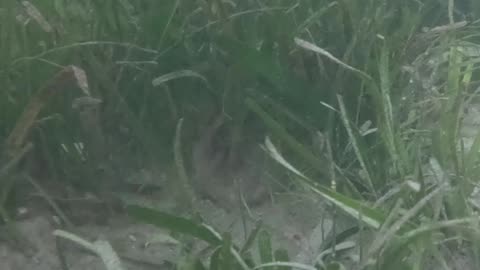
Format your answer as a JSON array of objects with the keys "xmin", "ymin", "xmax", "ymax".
[{"xmin": 5, "ymin": 65, "xmax": 88, "ymax": 158}]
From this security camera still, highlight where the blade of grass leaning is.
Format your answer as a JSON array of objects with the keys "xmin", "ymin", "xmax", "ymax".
[
  {"xmin": 258, "ymin": 230, "xmax": 274, "ymax": 267},
  {"xmin": 294, "ymin": 37, "xmax": 373, "ymax": 82},
  {"xmin": 401, "ymin": 217, "xmax": 480, "ymax": 240},
  {"xmin": 360, "ymin": 183, "xmax": 447, "ymax": 269},
  {"xmin": 320, "ymin": 226, "xmax": 360, "ymax": 252},
  {"xmin": 126, "ymin": 205, "xmax": 222, "ymax": 245},
  {"xmin": 9, "ymin": 41, "xmax": 157, "ymax": 67},
  {"xmin": 241, "ymin": 220, "xmax": 263, "ymax": 254},
  {"xmin": 152, "ymin": 69, "xmax": 210, "ymax": 89},
  {"xmin": 126, "ymin": 205, "xmax": 252, "ymax": 269},
  {"xmin": 5, "ymin": 66, "xmax": 79, "ymax": 157},
  {"xmin": 378, "ymin": 198, "xmax": 404, "ymax": 234},
  {"xmin": 316, "ymin": 241, "xmax": 356, "ymax": 266},
  {"xmin": 379, "ymin": 217, "xmax": 480, "ymax": 269},
  {"xmin": 21, "ymin": 1, "xmax": 53, "ymax": 33},
  {"xmin": 151, "ymin": 69, "xmax": 217, "ymax": 105},
  {"xmin": 337, "ymin": 95, "xmax": 376, "ymax": 195},
  {"xmin": 263, "ymin": 137, "xmax": 387, "ymax": 230},
  {"xmin": 378, "ymin": 45, "xmax": 404, "ymax": 175},
  {"xmin": 441, "ymin": 46, "xmax": 465, "ymax": 174},
  {"xmin": 157, "ymin": 0, "xmax": 180, "ymax": 49},
  {"xmin": 173, "ymin": 118, "xmax": 195, "ymax": 209},
  {"xmin": 53, "ymin": 230, "xmax": 125, "ymax": 270},
  {"xmin": 439, "ymin": 47, "xmax": 471, "ymax": 217},
  {"xmin": 246, "ymin": 98, "xmax": 329, "ymax": 178}
]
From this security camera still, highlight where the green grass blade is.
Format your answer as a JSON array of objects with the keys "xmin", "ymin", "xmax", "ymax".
[
  {"xmin": 246, "ymin": 98, "xmax": 329, "ymax": 178},
  {"xmin": 263, "ymin": 137, "xmax": 387, "ymax": 230},
  {"xmin": 258, "ymin": 230, "xmax": 274, "ymax": 267},
  {"xmin": 173, "ymin": 118, "xmax": 195, "ymax": 209},
  {"xmin": 126, "ymin": 205, "xmax": 222, "ymax": 245},
  {"xmin": 337, "ymin": 94, "xmax": 376, "ymax": 194}
]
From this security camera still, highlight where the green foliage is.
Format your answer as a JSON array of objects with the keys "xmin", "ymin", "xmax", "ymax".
[
  {"xmin": 127, "ymin": 204, "xmax": 293, "ymax": 270},
  {"xmin": 2, "ymin": 0, "xmax": 480, "ymax": 269}
]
